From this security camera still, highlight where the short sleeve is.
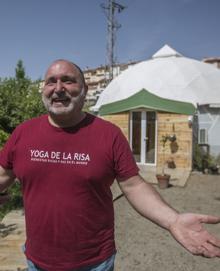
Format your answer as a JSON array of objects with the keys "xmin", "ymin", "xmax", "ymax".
[{"xmin": 112, "ymin": 128, "xmax": 139, "ymax": 181}]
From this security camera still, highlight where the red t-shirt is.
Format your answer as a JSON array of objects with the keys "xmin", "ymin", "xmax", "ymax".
[{"xmin": 0, "ymin": 113, "xmax": 139, "ymax": 270}]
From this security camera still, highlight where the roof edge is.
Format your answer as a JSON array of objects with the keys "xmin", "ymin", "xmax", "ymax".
[{"xmin": 99, "ymin": 89, "xmax": 195, "ymax": 116}]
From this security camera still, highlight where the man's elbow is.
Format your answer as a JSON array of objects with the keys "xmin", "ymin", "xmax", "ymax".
[
  {"xmin": 0, "ymin": 166, "xmax": 15, "ymax": 191},
  {"xmin": 118, "ymin": 174, "xmax": 146, "ymax": 194}
]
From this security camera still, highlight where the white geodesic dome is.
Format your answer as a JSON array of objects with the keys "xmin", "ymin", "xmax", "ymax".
[{"xmin": 94, "ymin": 45, "xmax": 220, "ymax": 111}]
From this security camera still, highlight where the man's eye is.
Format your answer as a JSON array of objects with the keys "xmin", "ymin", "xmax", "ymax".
[
  {"xmin": 46, "ymin": 82, "xmax": 55, "ymax": 86},
  {"xmin": 45, "ymin": 78, "xmax": 56, "ymax": 85},
  {"xmin": 61, "ymin": 76, "xmax": 77, "ymax": 84}
]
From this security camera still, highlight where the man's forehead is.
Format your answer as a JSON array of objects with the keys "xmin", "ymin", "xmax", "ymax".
[{"xmin": 45, "ymin": 61, "xmax": 80, "ymax": 79}]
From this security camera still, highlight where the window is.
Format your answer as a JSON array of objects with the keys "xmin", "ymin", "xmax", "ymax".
[{"xmin": 199, "ymin": 129, "xmax": 208, "ymax": 144}]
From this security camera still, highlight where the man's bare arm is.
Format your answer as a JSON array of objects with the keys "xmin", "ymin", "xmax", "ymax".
[
  {"xmin": 118, "ymin": 174, "xmax": 220, "ymax": 258},
  {"xmin": 118, "ymin": 174, "xmax": 178, "ymax": 229},
  {"xmin": 0, "ymin": 165, "xmax": 15, "ymax": 192},
  {"xmin": 0, "ymin": 166, "xmax": 16, "ymax": 204}
]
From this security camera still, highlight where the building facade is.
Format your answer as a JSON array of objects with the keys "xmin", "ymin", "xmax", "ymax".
[{"xmin": 83, "ymin": 62, "xmax": 138, "ymax": 105}]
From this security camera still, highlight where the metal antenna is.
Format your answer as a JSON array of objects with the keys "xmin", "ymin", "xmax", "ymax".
[{"xmin": 101, "ymin": 0, "xmax": 126, "ymax": 83}]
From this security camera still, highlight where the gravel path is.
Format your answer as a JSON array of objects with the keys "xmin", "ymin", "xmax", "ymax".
[{"xmin": 114, "ymin": 172, "xmax": 220, "ymax": 271}]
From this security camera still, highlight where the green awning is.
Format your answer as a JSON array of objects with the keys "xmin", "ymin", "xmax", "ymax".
[{"xmin": 99, "ymin": 89, "xmax": 195, "ymax": 115}]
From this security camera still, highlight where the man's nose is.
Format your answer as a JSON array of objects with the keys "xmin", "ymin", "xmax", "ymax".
[{"xmin": 55, "ymin": 80, "xmax": 64, "ymax": 92}]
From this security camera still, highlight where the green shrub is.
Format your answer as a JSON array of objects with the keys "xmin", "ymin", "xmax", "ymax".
[
  {"xmin": 193, "ymin": 144, "xmax": 203, "ymax": 171},
  {"xmin": 0, "ymin": 129, "xmax": 9, "ymax": 147},
  {"xmin": 216, "ymin": 154, "xmax": 220, "ymax": 165},
  {"xmin": 193, "ymin": 144, "xmax": 219, "ymax": 173},
  {"xmin": 0, "ymin": 60, "xmax": 46, "ymax": 220}
]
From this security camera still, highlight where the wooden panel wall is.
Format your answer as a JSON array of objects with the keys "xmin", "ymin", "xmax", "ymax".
[
  {"xmin": 157, "ymin": 112, "xmax": 193, "ymax": 169},
  {"xmin": 102, "ymin": 111, "xmax": 193, "ymax": 170}
]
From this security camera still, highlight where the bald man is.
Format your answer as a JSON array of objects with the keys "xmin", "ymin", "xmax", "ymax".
[{"xmin": 0, "ymin": 60, "xmax": 220, "ymax": 271}]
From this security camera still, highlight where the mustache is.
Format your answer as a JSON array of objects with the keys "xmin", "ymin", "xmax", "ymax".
[
  {"xmin": 50, "ymin": 88, "xmax": 86, "ymax": 100},
  {"xmin": 51, "ymin": 93, "xmax": 72, "ymax": 100}
]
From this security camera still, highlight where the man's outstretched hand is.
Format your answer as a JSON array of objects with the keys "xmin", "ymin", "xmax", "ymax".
[{"xmin": 169, "ymin": 213, "xmax": 220, "ymax": 258}]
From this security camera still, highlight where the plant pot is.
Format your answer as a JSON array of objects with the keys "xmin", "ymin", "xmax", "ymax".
[{"xmin": 156, "ymin": 174, "xmax": 170, "ymax": 189}]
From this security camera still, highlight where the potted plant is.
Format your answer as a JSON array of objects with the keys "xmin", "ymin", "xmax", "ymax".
[{"xmin": 156, "ymin": 134, "xmax": 176, "ymax": 189}]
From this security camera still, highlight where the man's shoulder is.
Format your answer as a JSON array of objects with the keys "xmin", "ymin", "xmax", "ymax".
[
  {"xmin": 88, "ymin": 113, "xmax": 120, "ymax": 131},
  {"xmin": 16, "ymin": 115, "xmax": 47, "ymax": 131},
  {"xmin": 86, "ymin": 113, "xmax": 125, "ymax": 143}
]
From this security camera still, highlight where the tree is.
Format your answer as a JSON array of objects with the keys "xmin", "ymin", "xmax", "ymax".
[
  {"xmin": 0, "ymin": 61, "xmax": 46, "ymax": 136},
  {"xmin": 0, "ymin": 60, "xmax": 46, "ymax": 219},
  {"xmin": 15, "ymin": 59, "xmax": 25, "ymax": 81}
]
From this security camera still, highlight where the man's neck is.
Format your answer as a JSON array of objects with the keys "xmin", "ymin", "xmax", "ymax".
[{"xmin": 48, "ymin": 111, "xmax": 86, "ymax": 128}]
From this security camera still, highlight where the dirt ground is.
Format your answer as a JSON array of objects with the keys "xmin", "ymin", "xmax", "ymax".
[
  {"xmin": 0, "ymin": 172, "xmax": 220, "ymax": 271},
  {"xmin": 113, "ymin": 172, "xmax": 220, "ymax": 271}
]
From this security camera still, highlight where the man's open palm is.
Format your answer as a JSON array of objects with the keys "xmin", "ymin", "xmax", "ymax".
[{"xmin": 170, "ymin": 213, "xmax": 220, "ymax": 258}]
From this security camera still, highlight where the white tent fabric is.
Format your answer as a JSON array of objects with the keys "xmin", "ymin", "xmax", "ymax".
[{"xmin": 93, "ymin": 45, "xmax": 220, "ymax": 111}]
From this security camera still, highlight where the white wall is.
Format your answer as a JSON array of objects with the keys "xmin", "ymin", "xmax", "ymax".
[{"xmin": 198, "ymin": 105, "xmax": 220, "ymax": 157}]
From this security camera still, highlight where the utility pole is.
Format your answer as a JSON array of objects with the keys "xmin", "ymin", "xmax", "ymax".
[{"xmin": 101, "ymin": 0, "xmax": 126, "ymax": 83}]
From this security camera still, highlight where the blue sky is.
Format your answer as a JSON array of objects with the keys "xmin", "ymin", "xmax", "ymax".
[{"xmin": 0, "ymin": 0, "xmax": 219, "ymax": 80}]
